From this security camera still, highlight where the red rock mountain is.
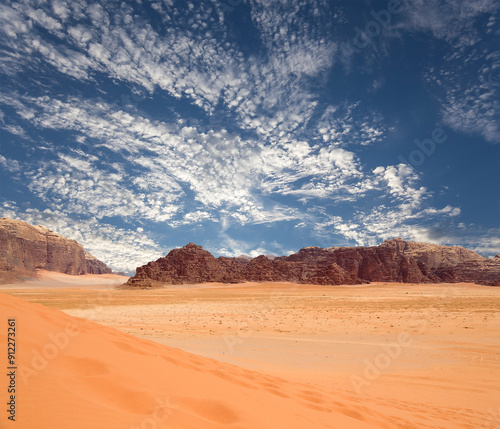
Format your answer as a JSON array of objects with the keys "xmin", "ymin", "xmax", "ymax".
[
  {"xmin": 0, "ymin": 217, "xmax": 112, "ymax": 283},
  {"xmin": 379, "ymin": 238, "xmax": 500, "ymax": 285},
  {"xmin": 125, "ymin": 239, "xmax": 500, "ymax": 288}
]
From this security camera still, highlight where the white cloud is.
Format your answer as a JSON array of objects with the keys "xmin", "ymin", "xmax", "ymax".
[
  {"xmin": 2, "ymin": 88, "xmax": 465, "ymax": 240},
  {"xmin": 472, "ymin": 229, "xmax": 500, "ymax": 256},
  {"xmin": 0, "ymin": 155, "xmax": 20, "ymax": 172},
  {"xmin": 398, "ymin": 0, "xmax": 498, "ymax": 45},
  {"xmin": 441, "ymin": 71, "xmax": 500, "ymax": 144},
  {"xmin": 1, "ymin": 0, "xmax": 496, "ymax": 265},
  {"xmin": 314, "ymin": 103, "xmax": 386, "ymax": 146},
  {"xmin": 372, "ymin": 164, "xmax": 426, "ymax": 206},
  {"xmin": 5, "ymin": 92, "xmax": 380, "ymax": 224},
  {"xmin": 312, "ymin": 202, "xmax": 466, "ymax": 251},
  {"xmin": 0, "ymin": 3, "xmax": 30, "ymax": 38},
  {"xmin": 402, "ymin": 0, "xmax": 500, "ymax": 144},
  {"xmin": 27, "ymin": 153, "xmax": 183, "ymax": 223},
  {"xmin": 0, "ymin": 124, "xmax": 29, "ymax": 139}
]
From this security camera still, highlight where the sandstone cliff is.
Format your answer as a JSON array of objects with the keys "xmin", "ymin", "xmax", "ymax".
[
  {"xmin": 380, "ymin": 238, "xmax": 500, "ymax": 285},
  {"xmin": 283, "ymin": 245, "xmax": 429, "ymax": 283},
  {"xmin": 0, "ymin": 217, "xmax": 112, "ymax": 283},
  {"xmin": 380, "ymin": 238, "xmax": 485, "ymax": 269},
  {"xmin": 125, "ymin": 243, "xmax": 358, "ymax": 288},
  {"xmin": 124, "ymin": 239, "xmax": 500, "ymax": 288}
]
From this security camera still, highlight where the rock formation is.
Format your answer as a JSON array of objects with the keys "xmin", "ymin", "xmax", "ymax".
[
  {"xmin": 380, "ymin": 238, "xmax": 500, "ymax": 285},
  {"xmin": 379, "ymin": 238, "xmax": 485, "ymax": 269},
  {"xmin": 85, "ymin": 251, "xmax": 113, "ymax": 275},
  {"xmin": 0, "ymin": 217, "xmax": 112, "ymax": 283},
  {"xmin": 284, "ymin": 245, "xmax": 429, "ymax": 283},
  {"xmin": 124, "ymin": 243, "xmax": 357, "ymax": 288},
  {"xmin": 124, "ymin": 239, "xmax": 500, "ymax": 288}
]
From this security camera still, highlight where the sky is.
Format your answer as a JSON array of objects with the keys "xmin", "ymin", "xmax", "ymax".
[{"xmin": 0, "ymin": 0, "xmax": 499, "ymax": 274}]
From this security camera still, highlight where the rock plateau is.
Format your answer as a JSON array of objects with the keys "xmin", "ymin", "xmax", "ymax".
[{"xmin": 125, "ymin": 239, "xmax": 500, "ymax": 288}]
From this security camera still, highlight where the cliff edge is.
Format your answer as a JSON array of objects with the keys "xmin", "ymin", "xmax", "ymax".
[{"xmin": 0, "ymin": 217, "xmax": 112, "ymax": 283}]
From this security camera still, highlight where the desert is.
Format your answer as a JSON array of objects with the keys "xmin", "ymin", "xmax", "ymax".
[
  {"xmin": 1, "ymin": 270, "xmax": 499, "ymax": 428},
  {"xmin": 1, "ymin": 1, "xmax": 499, "ymax": 427}
]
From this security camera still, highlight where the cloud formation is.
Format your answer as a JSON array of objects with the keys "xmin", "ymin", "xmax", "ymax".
[
  {"xmin": 0, "ymin": 0, "xmax": 499, "ymax": 268},
  {"xmin": 1, "ymin": 202, "xmax": 164, "ymax": 274}
]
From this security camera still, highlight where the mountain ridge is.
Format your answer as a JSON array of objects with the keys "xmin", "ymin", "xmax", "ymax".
[{"xmin": 124, "ymin": 239, "xmax": 500, "ymax": 288}]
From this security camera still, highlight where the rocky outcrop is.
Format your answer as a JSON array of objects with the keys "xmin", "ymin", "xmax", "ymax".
[
  {"xmin": 0, "ymin": 217, "xmax": 112, "ymax": 282},
  {"xmin": 124, "ymin": 239, "xmax": 500, "ymax": 288},
  {"xmin": 380, "ymin": 238, "xmax": 484, "ymax": 269},
  {"xmin": 125, "ymin": 243, "xmax": 358, "ymax": 288},
  {"xmin": 131, "ymin": 243, "xmax": 231, "ymax": 284},
  {"xmin": 85, "ymin": 251, "xmax": 113, "ymax": 275},
  {"xmin": 380, "ymin": 238, "xmax": 500, "ymax": 285},
  {"xmin": 284, "ymin": 245, "xmax": 429, "ymax": 283},
  {"xmin": 430, "ymin": 258, "xmax": 500, "ymax": 286}
]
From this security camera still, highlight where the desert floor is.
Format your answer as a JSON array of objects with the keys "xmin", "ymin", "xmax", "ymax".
[{"xmin": 1, "ymin": 271, "xmax": 499, "ymax": 428}]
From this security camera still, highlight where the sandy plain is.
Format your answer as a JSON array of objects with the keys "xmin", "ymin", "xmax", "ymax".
[{"xmin": 1, "ymin": 270, "xmax": 499, "ymax": 428}]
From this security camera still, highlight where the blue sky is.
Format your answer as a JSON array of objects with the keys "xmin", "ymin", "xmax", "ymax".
[{"xmin": 0, "ymin": 0, "xmax": 499, "ymax": 274}]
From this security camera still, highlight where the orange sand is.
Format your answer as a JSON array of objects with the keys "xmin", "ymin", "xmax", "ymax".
[
  {"xmin": 1, "ymin": 275, "xmax": 500, "ymax": 428},
  {"xmin": 0, "ymin": 269, "xmax": 129, "ymax": 289}
]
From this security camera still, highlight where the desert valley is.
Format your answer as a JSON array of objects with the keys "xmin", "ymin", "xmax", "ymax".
[
  {"xmin": 1, "ymin": 2, "xmax": 499, "ymax": 427},
  {"xmin": 0, "ymin": 217, "xmax": 499, "ymax": 429}
]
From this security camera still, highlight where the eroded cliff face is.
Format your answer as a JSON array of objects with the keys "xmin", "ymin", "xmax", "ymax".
[
  {"xmin": 85, "ymin": 251, "xmax": 113, "ymax": 275},
  {"xmin": 284, "ymin": 245, "xmax": 429, "ymax": 283},
  {"xmin": 124, "ymin": 239, "xmax": 500, "ymax": 288},
  {"xmin": 380, "ymin": 238, "xmax": 485, "ymax": 269},
  {"xmin": 130, "ymin": 243, "xmax": 230, "ymax": 285},
  {"xmin": 125, "ymin": 243, "xmax": 358, "ymax": 287},
  {"xmin": 380, "ymin": 238, "xmax": 500, "ymax": 285},
  {"xmin": 0, "ymin": 218, "xmax": 111, "ymax": 281}
]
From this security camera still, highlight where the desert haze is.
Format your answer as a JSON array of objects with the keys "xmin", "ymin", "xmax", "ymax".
[{"xmin": 1, "ymin": 271, "xmax": 499, "ymax": 428}]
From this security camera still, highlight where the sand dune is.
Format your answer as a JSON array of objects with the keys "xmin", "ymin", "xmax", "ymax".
[
  {"xmin": 0, "ymin": 269, "xmax": 129, "ymax": 289},
  {"xmin": 1, "ymin": 280, "xmax": 499, "ymax": 428},
  {"xmin": 0, "ymin": 291, "xmax": 424, "ymax": 429}
]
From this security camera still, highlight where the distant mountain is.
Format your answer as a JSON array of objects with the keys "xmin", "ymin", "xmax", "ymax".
[
  {"xmin": 0, "ymin": 217, "xmax": 112, "ymax": 283},
  {"xmin": 84, "ymin": 251, "xmax": 113, "ymax": 275},
  {"xmin": 124, "ymin": 239, "xmax": 500, "ymax": 288}
]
